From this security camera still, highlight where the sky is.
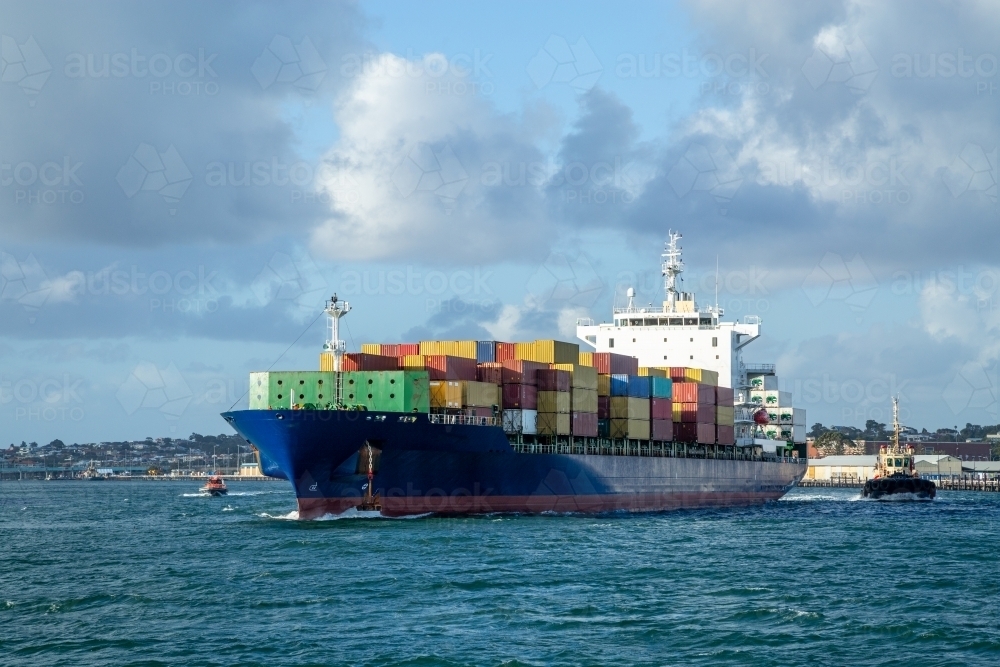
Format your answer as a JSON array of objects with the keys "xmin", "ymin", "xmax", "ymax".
[{"xmin": 1, "ymin": 0, "xmax": 998, "ymax": 444}]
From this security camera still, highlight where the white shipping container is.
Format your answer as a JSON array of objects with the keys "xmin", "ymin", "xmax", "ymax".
[
  {"xmin": 502, "ymin": 409, "xmax": 537, "ymax": 435},
  {"xmin": 748, "ymin": 374, "xmax": 778, "ymax": 391},
  {"xmin": 793, "ymin": 407, "xmax": 806, "ymax": 426},
  {"xmin": 792, "ymin": 424, "xmax": 806, "ymax": 443}
]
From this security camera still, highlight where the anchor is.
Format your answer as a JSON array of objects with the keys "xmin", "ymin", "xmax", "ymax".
[{"xmin": 358, "ymin": 441, "xmax": 382, "ymax": 512}]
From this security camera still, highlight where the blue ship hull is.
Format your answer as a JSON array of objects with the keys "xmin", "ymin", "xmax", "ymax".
[{"xmin": 223, "ymin": 409, "xmax": 806, "ymax": 518}]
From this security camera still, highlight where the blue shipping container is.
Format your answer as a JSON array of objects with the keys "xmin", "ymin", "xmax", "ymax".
[
  {"xmin": 627, "ymin": 375, "xmax": 650, "ymax": 398},
  {"xmin": 476, "ymin": 341, "xmax": 496, "ymax": 363},
  {"xmin": 610, "ymin": 374, "xmax": 630, "ymax": 396},
  {"xmin": 650, "ymin": 377, "xmax": 673, "ymax": 399}
]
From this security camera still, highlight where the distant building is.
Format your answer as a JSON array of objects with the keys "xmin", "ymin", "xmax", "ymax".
[
  {"xmin": 805, "ymin": 455, "xmax": 877, "ymax": 483},
  {"xmin": 914, "ymin": 455, "xmax": 962, "ymax": 478},
  {"xmin": 862, "ymin": 441, "xmax": 991, "ymax": 460}
]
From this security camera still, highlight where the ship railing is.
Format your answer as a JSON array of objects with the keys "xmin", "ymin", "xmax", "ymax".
[
  {"xmin": 576, "ymin": 317, "xmax": 595, "ymax": 326},
  {"xmin": 427, "ymin": 413, "xmax": 499, "ymax": 427},
  {"xmin": 744, "ymin": 363, "xmax": 775, "ymax": 374}
]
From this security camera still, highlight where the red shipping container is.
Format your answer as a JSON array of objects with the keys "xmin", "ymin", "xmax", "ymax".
[
  {"xmin": 466, "ymin": 407, "xmax": 494, "ymax": 418},
  {"xmin": 675, "ymin": 403, "xmax": 715, "ymax": 423},
  {"xmin": 650, "ymin": 398, "xmax": 672, "ymax": 420},
  {"xmin": 716, "ymin": 386, "xmax": 734, "ymax": 407},
  {"xmin": 499, "ymin": 359, "xmax": 547, "ymax": 385},
  {"xmin": 342, "ymin": 353, "xmax": 399, "ymax": 371},
  {"xmin": 398, "ymin": 343, "xmax": 420, "ymax": 356},
  {"xmin": 674, "ymin": 422, "xmax": 697, "ymax": 442},
  {"xmin": 476, "ymin": 363, "xmax": 504, "ymax": 385},
  {"xmin": 424, "ymin": 355, "xmax": 478, "ymax": 381},
  {"xmin": 675, "ymin": 422, "xmax": 715, "ymax": 443},
  {"xmin": 672, "ymin": 382, "xmax": 716, "ymax": 405},
  {"xmin": 380, "ymin": 344, "xmax": 399, "ymax": 357},
  {"xmin": 651, "ymin": 419, "xmax": 673, "ymax": 441},
  {"xmin": 496, "ymin": 342, "xmax": 516, "ymax": 362},
  {"xmin": 598, "ymin": 396, "xmax": 611, "ymax": 418},
  {"xmin": 591, "ymin": 352, "xmax": 639, "ymax": 375},
  {"xmin": 716, "ymin": 425, "xmax": 735, "ymax": 445},
  {"xmin": 571, "ymin": 411, "xmax": 598, "ymax": 436},
  {"xmin": 537, "ymin": 369, "xmax": 571, "ymax": 392},
  {"xmin": 502, "ymin": 383, "xmax": 537, "ymax": 409},
  {"xmin": 697, "ymin": 422, "xmax": 716, "ymax": 444}
]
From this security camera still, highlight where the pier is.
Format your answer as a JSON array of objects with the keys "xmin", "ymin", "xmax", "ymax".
[{"xmin": 798, "ymin": 476, "xmax": 1000, "ymax": 492}]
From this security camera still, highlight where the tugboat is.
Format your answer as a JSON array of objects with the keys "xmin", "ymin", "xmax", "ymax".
[
  {"xmin": 200, "ymin": 475, "xmax": 228, "ymax": 497},
  {"xmin": 862, "ymin": 398, "xmax": 936, "ymax": 500}
]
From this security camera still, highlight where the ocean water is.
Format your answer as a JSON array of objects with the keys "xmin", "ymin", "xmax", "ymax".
[{"xmin": 1, "ymin": 481, "xmax": 998, "ymax": 667}]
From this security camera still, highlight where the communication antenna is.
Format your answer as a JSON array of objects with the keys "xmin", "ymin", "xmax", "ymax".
[
  {"xmin": 715, "ymin": 255, "xmax": 719, "ymax": 314},
  {"xmin": 662, "ymin": 230, "xmax": 684, "ymax": 312},
  {"xmin": 323, "ymin": 294, "xmax": 351, "ymax": 372}
]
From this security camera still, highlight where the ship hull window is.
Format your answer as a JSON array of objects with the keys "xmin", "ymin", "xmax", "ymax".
[{"xmin": 608, "ymin": 338, "xmax": 614, "ymax": 348}]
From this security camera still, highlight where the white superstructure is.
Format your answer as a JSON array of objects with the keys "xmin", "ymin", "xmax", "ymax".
[
  {"xmin": 576, "ymin": 231, "xmax": 805, "ymax": 448},
  {"xmin": 576, "ymin": 231, "xmax": 759, "ymax": 389}
]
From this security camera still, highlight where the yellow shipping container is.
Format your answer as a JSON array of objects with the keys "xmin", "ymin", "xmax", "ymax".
[
  {"xmin": 462, "ymin": 381, "xmax": 499, "ymax": 408},
  {"xmin": 571, "ymin": 388, "xmax": 598, "ymax": 413},
  {"xmin": 533, "ymin": 339, "xmax": 579, "ymax": 364},
  {"xmin": 454, "ymin": 341, "xmax": 478, "ymax": 359},
  {"xmin": 597, "ymin": 374, "xmax": 611, "ymax": 397},
  {"xmin": 400, "ymin": 354, "xmax": 427, "ymax": 369},
  {"xmin": 320, "ymin": 351, "xmax": 334, "ymax": 371},
  {"xmin": 610, "ymin": 396, "xmax": 649, "ymax": 420},
  {"xmin": 536, "ymin": 412, "xmax": 571, "ymax": 435},
  {"xmin": 552, "ymin": 363, "xmax": 598, "ymax": 390},
  {"xmin": 361, "ymin": 343, "xmax": 382, "ymax": 355},
  {"xmin": 578, "ymin": 351, "xmax": 594, "ymax": 367},
  {"xmin": 514, "ymin": 342, "xmax": 537, "ymax": 362},
  {"xmin": 611, "ymin": 418, "xmax": 650, "ymax": 439},
  {"xmin": 638, "ymin": 367, "xmax": 668, "ymax": 378},
  {"xmin": 716, "ymin": 405, "xmax": 734, "ymax": 426},
  {"xmin": 537, "ymin": 390, "xmax": 570, "ymax": 413},
  {"xmin": 430, "ymin": 380, "xmax": 462, "ymax": 409}
]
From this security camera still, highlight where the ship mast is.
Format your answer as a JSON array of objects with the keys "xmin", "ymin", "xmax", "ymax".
[
  {"xmin": 323, "ymin": 293, "xmax": 351, "ymax": 371},
  {"xmin": 323, "ymin": 294, "xmax": 351, "ymax": 408},
  {"xmin": 891, "ymin": 396, "xmax": 900, "ymax": 454},
  {"xmin": 662, "ymin": 230, "xmax": 684, "ymax": 313}
]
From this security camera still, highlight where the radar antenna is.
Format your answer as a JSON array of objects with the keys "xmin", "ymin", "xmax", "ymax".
[{"xmin": 662, "ymin": 230, "xmax": 684, "ymax": 313}]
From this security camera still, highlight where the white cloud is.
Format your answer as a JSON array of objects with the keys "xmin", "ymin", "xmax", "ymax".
[{"xmin": 313, "ymin": 53, "xmax": 549, "ymax": 262}]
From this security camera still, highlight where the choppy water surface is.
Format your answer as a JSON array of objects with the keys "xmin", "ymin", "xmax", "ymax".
[{"xmin": 1, "ymin": 482, "xmax": 998, "ymax": 666}]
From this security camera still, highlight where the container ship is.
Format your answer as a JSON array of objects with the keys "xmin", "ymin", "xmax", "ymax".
[{"xmin": 223, "ymin": 232, "xmax": 806, "ymax": 518}]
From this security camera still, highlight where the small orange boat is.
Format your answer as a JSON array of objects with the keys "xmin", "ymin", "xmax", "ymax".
[{"xmin": 200, "ymin": 475, "xmax": 228, "ymax": 496}]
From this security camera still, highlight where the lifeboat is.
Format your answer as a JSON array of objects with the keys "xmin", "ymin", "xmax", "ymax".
[{"xmin": 200, "ymin": 475, "xmax": 228, "ymax": 496}]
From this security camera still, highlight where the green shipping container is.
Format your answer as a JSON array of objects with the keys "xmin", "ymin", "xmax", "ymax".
[
  {"xmin": 248, "ymin": 371, "xmax": 336, "ymax": 410},
  {"xmin": 342, "ymin": 371, "xmax": 430, "ymax": 413}
]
